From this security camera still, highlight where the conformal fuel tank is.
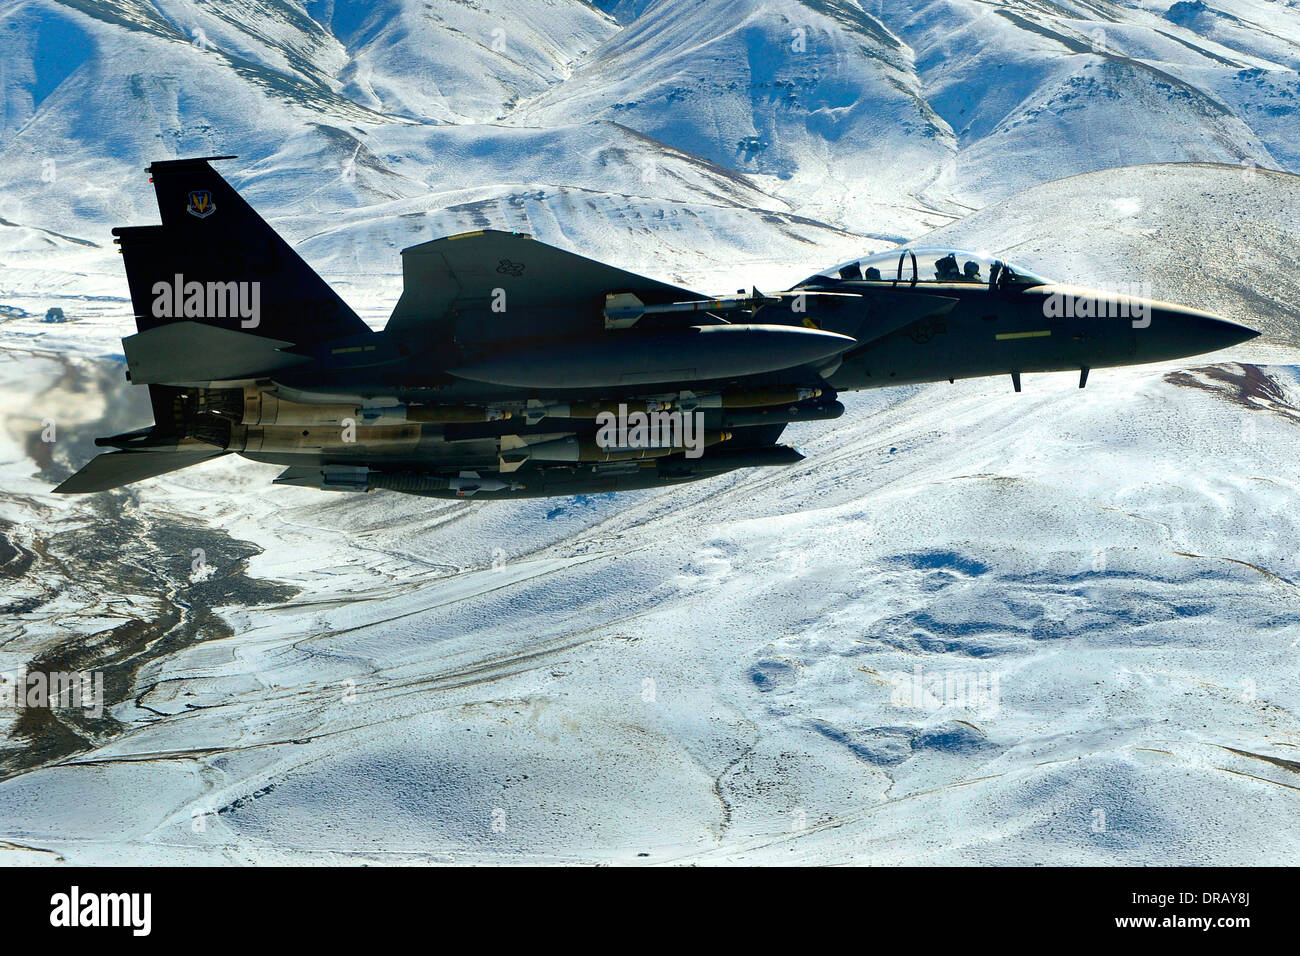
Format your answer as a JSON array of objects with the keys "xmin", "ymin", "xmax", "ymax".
[{"xmin": 447, "ymin": 324, "xmax": 856, "ymax": 389}]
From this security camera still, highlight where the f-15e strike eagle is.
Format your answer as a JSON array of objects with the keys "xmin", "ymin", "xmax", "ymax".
[{"xmin": 55, "ymin": 156, "xmax": 1257, "ymax": 500}]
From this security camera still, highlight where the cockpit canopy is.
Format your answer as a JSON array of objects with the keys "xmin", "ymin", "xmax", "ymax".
[{"xmin": 797, "ymin": 247, "xmax": 1052, "ymax": 290}]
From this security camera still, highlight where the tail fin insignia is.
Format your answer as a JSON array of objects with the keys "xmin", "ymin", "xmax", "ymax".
[{"xmin": 186, "ymin": 190, "xmax": 216, "ymax": 219}]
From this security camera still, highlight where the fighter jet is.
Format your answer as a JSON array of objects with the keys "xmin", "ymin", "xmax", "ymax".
[{"xmin": 55, "ymin": 156, "xmax": 1258, "ymax": 500}]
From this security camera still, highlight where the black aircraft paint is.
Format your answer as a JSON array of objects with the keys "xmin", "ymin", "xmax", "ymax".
[{"xmin": 55, "ymin": 157, "xmax": 1259, "ymax": 500}]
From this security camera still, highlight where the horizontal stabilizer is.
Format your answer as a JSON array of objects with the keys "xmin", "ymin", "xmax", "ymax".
[
  {"xmin": 123, "ymin": 322, "xmax": 311, "ymax": 384},
  {"xmin": 52, "ymin": 448, "xmax": 228, "ymax": 494}
]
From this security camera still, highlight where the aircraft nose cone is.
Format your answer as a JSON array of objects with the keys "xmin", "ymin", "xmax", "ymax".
[
  {"xmin": 1141, "ymin": 302, "xmax": 1259, "ymax": 360},
  {"xmin": 1199, "ymin": 314, "xmax": 1260, "ymax": 349}
]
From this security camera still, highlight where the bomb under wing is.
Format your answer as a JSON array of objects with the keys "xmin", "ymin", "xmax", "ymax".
[{"xmin": 55, "ymin": 157, "xmax": 1258, "ymax": 500}]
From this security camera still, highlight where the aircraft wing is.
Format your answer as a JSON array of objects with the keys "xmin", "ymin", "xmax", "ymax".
[{"xmin": 385, "ymin": 230, "xmax": 702, "ymax": 338}]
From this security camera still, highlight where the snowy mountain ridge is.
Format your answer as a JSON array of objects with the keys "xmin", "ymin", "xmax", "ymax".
[{"xmin": 2, "ymin": 0, "xmax": 1299, "ymax": 305}]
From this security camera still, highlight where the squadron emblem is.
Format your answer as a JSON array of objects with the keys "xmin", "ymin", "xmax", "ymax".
[{"xmin": 186, "ymin": 189, "xmax": 216, "ymax": 219}]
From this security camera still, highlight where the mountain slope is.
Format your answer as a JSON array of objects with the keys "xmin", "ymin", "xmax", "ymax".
[{"xmin": 4, "ymin": 0, "xmax": 1299, "ymax": 301}]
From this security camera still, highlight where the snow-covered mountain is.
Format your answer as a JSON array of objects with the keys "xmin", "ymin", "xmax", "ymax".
[
  {"xmin": 1, "ymin": 0, "xmax": 1298, "ymax": 864},
  {"xmin": 3, "ymin": 0, "xmax": 1299, "ymax": 298}
]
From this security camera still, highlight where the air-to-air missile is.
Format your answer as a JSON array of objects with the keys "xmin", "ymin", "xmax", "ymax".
[{"xmin": 55, "ymin": 157, "xmax": 1258, "ymax": 500}]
